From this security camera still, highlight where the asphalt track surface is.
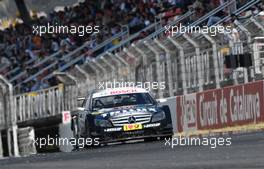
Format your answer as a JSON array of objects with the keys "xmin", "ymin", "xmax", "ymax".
[{"xmin": 1, "ymin": 132, "xmax": 264, "ymax": 169}]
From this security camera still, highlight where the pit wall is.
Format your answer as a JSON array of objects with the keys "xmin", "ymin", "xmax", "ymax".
[{"xmin": 162, "ymin": 80, "xmax": 264, "ymax": 134}]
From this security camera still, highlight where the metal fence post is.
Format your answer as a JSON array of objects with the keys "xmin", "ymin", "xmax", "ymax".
[
  {"xmin": 168, "ymin": 37, "xmax": 187, "ymax": 94},
  {"xmin": 144, "ymin": 41, "xmax": 163, "ymax": 98},
  {"xmin": 0, "ymin": 131, "xmax": 3, "ymax": 158},
  {"xmin": 123, "ymin": 48, "xmax": 136, "ymax": 82},
  {"xmin": 154, "ymin": 39, "xmax": 174, "ymax": 97},
  {"xmin": 115, "ymin": 53, "xmax": 130, "ymax": 82},
  {"xmin": 183, "ymin": 34, "xmax": 204, "ymax": 92},
  {"xmin": 0, "ymin": 75, "xmax": 19, "ymax": 157},
  {"xmin": 202, "ymin": 34, "xmax": 221, "ymax": 89},
  {"xmin": 132, "ymin": 44, "xmax": 149, "ymax": 83},
  {"xmin": 87, "ymin": 62, "xmax": 102, "ymax": 89},
  {"xmin": 234, "ymin": 20, "xmax": 252, "ymax": 44},
  {"xmin": 92, "ymin": 59, "xmax": 107, "ymax": 83},
  {"xmin": 107, "ymin": 52, "xmax": 127, "ymax": 81}
]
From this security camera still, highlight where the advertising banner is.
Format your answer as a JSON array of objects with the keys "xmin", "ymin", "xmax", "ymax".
[
  {"xmin": 176, "ymin": 80, "xmax": 264, "ymax": 132},
  {"xmin": 176, "ymin": 93, "xmax": 197, "ymax": 133}
]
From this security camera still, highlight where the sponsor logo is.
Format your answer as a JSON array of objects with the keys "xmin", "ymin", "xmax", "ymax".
[
  {"xmin": 177, "ymin": 81, "xmax": 264, "ymax": 132},
  {"xmin": 143, "ymin": 123, "xmax": 160, "ymax": 128},
  {"xmin": 128, "ymin": 116, "xmax": 136, "ymax": 124},
  {"xmin": 104, "ymin": 127, "xmax": 122, "ymax": 132},
  {"xmin": 123, "ymin": 124, "xmax": 143, "ymax": 131}
]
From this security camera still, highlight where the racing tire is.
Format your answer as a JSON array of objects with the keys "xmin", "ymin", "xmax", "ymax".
[
  {"xmin": 83, "ymin": 118, "xmax": 101, "ymax": 148},
  {"xmin": 162, "ymin": 105, "xmax": 172, "ymax": 124}
]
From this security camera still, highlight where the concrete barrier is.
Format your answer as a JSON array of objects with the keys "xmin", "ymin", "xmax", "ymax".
[
  {"xmin": 17, "ymin": 127, "xmax": 36, "ymax": 156},
  {"xmin": 0, "ymin": 131, "xmax": 3, "ymax": 158},
  {"xmin": 59, "ymin": 111, "xmax": 74, "ymax": 152}
]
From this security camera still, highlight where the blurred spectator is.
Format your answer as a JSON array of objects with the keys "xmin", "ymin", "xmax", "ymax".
[
  {"xmin": 40, "ymin": 79, "xmax": 50, "ymax": 89},
  {"xmin": 207, "ymin": 0, "xmax": 227, "ymax": 26}
]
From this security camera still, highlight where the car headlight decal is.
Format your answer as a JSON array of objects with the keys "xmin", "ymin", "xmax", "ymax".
[
  {"xmin": 151, "ymin": 111, "xmax": 165, "ymax": 122},
  {"xmin": 94, "ymin": 119, "xmax": 112, "ymax": 127}
]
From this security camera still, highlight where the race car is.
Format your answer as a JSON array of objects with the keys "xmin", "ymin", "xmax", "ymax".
[{"xmin": 71, "ymin": 87, "xmax": 173, "ymax": 148}]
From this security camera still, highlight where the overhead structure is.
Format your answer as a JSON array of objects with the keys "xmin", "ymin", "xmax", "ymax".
[{"xmin": 14, "ymin": 0, "xmax": 31, "ymax": 24}]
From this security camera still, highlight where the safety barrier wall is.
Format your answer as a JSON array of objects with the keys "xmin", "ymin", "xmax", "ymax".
[
  {"xmin": 17, "ymin": 127, "xmax": 36, "ymax": 156},
  {"xmin": 64, "ymin": 85, "xmax": 78, "ymax": 111},
  {"xmin": 175, "ymin": 80, "xmax": 264, "ymax": 133},
  {"xmin": 0, "ymin": 89, "xmax": 6, "ymax": 130}
]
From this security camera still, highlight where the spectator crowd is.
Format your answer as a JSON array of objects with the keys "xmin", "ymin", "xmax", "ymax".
[{"xmin": 0, "ymin": 0, "xmax": 260, "ymax": 93}]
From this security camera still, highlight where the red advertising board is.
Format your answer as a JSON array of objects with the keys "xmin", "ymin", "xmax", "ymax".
[
  {"xmin": 176, "ymin": 94, "xmax": 197, "ymax": 133},
  {"xmin": 176, "ymin": 80, "xmax": 264, "ymax": 132}
]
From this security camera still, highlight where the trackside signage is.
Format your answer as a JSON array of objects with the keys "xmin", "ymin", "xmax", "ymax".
[
  {"xmin": 176, "ymin": 81, "xmax": 264, "ymax": 132},
  {"xmin": 62, "ymin": 111, "xmax": 71, "ymax": 124},
  {"xmin": 176, "ymin": 94, "xmax": 197, "ymax": 133}
]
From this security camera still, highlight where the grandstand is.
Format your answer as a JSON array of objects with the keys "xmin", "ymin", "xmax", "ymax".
[
  {"xmin": 0, "ymin": 0, "xmax": 264, "ymax": 156},
  {"xmin": 1, "ymin": 0, "xmax": 190, "ymax": 93}
]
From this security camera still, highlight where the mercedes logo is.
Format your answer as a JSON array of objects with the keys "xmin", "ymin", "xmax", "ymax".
[{"xmin": 128, "ymin": 116, "xmax": 136, "ymax": 124}]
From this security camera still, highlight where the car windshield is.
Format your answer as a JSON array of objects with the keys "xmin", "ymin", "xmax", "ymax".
[{"xmin": 92, "ymin": 93, "xmax": 154, "ymax": 111}]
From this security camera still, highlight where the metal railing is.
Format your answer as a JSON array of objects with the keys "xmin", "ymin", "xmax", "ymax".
[{"xmin": 14, "ymin": 85, "xmax": 64, "ymax": 123}]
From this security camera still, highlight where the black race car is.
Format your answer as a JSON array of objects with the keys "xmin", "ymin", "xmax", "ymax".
[{"xmin": 71, "ymin": 87, "xmax": 173, "ymax": 148}]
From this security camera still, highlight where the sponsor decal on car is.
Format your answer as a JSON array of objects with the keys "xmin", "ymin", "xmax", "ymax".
[
  {"xmin": 104, "ymin": 127, "xmax": 123, "ymax": 132},
  {"xmin": 92, "ymin": 87, "xmax": 148, "ymax": 98},
  {"xmin": 143, "ymin": 123, "xmax": 161, "ymax": 128},
  {"xmin": 99, "ymin": 108, "xmax": 154, "ymax": 118},
  {"xmin": 123, "ymin": 124, "xmax": 143, "ymax": 131}
]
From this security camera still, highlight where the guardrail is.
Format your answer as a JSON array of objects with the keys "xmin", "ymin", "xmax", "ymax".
[{"xmin": 14, "ymin": 85, "xmax": 64, "ymax": 122}]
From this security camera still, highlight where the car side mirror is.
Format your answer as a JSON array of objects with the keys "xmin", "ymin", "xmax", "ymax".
[
  {"xmin": 77, "ymin": 97, "xmax": 85, "ymax": 107},
  {"xmin": 157, "ymin": 98, "xmax": 167, "ymax": 103}
]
